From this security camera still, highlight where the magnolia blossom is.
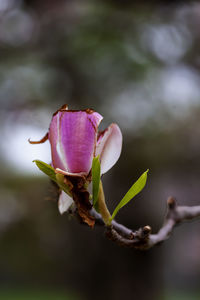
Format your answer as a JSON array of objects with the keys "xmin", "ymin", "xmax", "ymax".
[{"xmin": 30, "ymin": 105, "xmax": 122, "ymax": 214}]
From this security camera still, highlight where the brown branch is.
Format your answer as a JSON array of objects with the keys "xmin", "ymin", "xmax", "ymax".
[{"xmin": 90, "ymin": 197, "xmax": 200, "ymax": 250}]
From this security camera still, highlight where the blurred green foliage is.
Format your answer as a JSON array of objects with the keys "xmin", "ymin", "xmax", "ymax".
[
  {"xmin": 0, "ymin": 289, "xmax": 78, "ymax": 300},
  {"xmin": 164, "ymin": 292, "xmax": 200, "ymax": 300}
]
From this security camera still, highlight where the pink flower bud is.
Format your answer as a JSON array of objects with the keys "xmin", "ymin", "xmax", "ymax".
[{"xmin": 30, "ymin": 105, "xmax": 122, "ymax": 176}]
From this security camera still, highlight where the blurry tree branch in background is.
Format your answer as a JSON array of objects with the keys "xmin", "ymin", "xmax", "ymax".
[{"xmin": 90, "ymin": 197, "xmax": 200, "ymax": 250}]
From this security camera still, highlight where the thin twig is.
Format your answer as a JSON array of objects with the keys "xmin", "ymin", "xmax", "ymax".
[{"xmin": 90, "ymin": 197, "xmax": 200, "ymax": 250}]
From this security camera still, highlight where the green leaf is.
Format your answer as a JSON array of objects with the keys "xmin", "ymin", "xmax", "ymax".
[
  {"xmin": 55, "ymin": 173, "xmax": 72, "ymax": 196},
  {"xmin": 33, "ymin": 160, "xmax": 72, "ymax": 196},
  {"xmin": 110, "ymin": 169, "xmax": 149, "ymax": 221},
  {"xmin": 92, "ymin": 156, "xmax": 101, "ymax": 211},
  {"xmin": 33, "ymin": 160, "xmax": 57, "ymax": 182}
]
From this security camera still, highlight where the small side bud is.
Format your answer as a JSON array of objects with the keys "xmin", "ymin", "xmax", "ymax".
[
  {"xmin": 139, "ymin": 225, "xmax": 152, "ymax": 239},
  {"xmin": 143, "ymin": 225, "xmax": 152, "ymax": 235},
  {"xmin": 167, "ymin": 196, "xmax": 177, "ymax": 209}
]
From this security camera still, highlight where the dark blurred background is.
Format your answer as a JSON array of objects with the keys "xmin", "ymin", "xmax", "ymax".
[{"xmin": 0, "ymin": 0, "xmax": 200, "ymax": 299}]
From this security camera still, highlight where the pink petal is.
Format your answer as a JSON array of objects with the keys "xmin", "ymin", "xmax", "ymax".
[
  {"xmin": 59, "ymin": 110, "xmax": 102, "ymax": 173},
  {"xmin": 49, "ymin": 109, "xmax": 103, "ymax": 174},
  {"xmin": 96, "ymin": 123, "xmax": 122, "ymax": 174},
  {"xmin": 58, "ymin": 191, "xmax": 73, "ymax": 214},
  {"xmin": 49, "ymin": 112, "xmax": 67, "ymax": 171}
]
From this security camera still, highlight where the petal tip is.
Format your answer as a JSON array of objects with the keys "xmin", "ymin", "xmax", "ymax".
[
  {"xmin": 96, "ymin": 123, "xmax": 122, "ymax": 174},
  {"xmin": 28, "ymin": 133, "xmax": 48, "ymax": 144},
  {"xmin": 58, "ymin": 191, "xmax": 73, "ymax": 214}
]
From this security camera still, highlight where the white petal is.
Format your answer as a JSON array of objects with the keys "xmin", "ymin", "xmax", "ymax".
[
  {"xmin": 96, "ymin": 123, "xmax": 122, "ymax": 174},
  {"xmin": 58, "ymin": 191, "xmax": 73, "ymax": 214}
]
